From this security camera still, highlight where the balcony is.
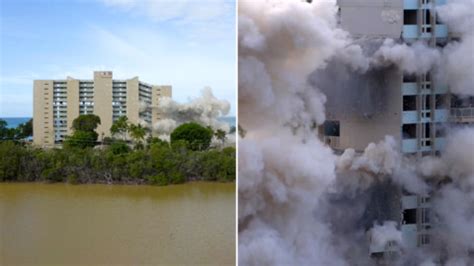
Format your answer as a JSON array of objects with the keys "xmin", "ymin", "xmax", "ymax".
[
  {"xmin": 404, "ymin": 0, "xmax": 447, "ymax": 9},
  {"xmin": 402, "ymin": 111, "xmax": 418, "ymax": 124},
  {"xmin": 402, "ymin": 139, "xmax": 417, "ymax": 153},
  {"xmin": 402, "ymin": 83, "xmax": 445, "ymax": 95},
  {"xmin": 434, "ymin": 109, "xmax": 449, "ymax": 122},
  {"xmin": 402, "ymin": 83, "xmax": 417, "ymax": 95},
  {"xmin": 402, "ymin": 25, "xmax": 448, "ymax": 39},
  {"xmin": 403, "ymin": 0, "xmax": 418, "ymax": 10},
  {"xmin": 434, "ymin": 84, "xmax": 448, "ymax": 94},
  {"xmin": 402, "ymin": 137, "xmax": 445, "ymax": 153},
  {"xmin": 450, "ymin": 108, "xmax": 474, "ymax": 123},
  {"xmin": 401, "ymin": 224, "xmax": 418, "ymax": 249}
]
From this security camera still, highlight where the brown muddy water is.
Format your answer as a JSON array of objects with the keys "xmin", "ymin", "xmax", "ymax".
[{"xmin": 0, "ymin": 182, "xmax": 235, "ymax": 265}]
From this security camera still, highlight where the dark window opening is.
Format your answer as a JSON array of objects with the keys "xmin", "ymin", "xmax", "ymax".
[
  {"xmin": 402, "ymin": 124, "xmax": 417, "ymax": 139},
  {"xmin": 423, "ymin": 95, "xmax": 432, "ymax": 110},
  {"xmin": 403, "ymin": 209, "xmax": 417, "ymax": 224},
  {"xmin": 425, "ymin": 10, "xmax": 432, "ymax": 25},
  {"xmin": 451, "ymin": 95, "xmax": 474, "ymax": 108},
  {"xmin": 403, "ymin": 95, "xmax": 417, "ymax": 111},
  {"xmin": 424, "ymin": 123, "xmax": 431, "ymax": 138},
  {"xmin": 403, "ymin": 74, "xmax": 417, "ymax": 83},
  {"xmin": 371, "ymin": 252, "xmax": 384, "ymax": 259},
  {"xmin": 323, "ymin": 121, "xmax": 340, "ymax": 137},
  {"xmin": 404, "ymin": 10, "xmax": 417, "ymax": 25}
]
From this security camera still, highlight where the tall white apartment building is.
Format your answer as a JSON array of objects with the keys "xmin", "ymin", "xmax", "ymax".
[{"xmin": 33, "ymin": 71, "xmax": 171, "ymax": 147}]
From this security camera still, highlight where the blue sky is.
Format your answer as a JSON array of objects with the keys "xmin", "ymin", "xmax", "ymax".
[{"xmin": 0, "ymin": 0, "xmax": 236, "ymax": 117}]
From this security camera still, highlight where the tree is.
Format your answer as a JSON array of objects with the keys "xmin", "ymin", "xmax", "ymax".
[
  {"xmin": 0, "ymin": 119, "xmax": 11, "ymax": 140},
  {"xmin": 110, "ymin": 116, "xmax": 129, "ymax": 140},
  {"xmin": 64, "ymin": 130, "xmax": 98, "ymax": 149},
  {"xmin": 65, "ymin": 114, "xmax": 101, "ymax": 149},
  {"xmin": 17, "ymin": 119, "xmax": 33, "ymax": 139},
  {"xmin": 108, "ymin": 140, "xmax": 130, "ymax": 155},
  {"xmin": 0, "ymin": 119, "xmax": 8, "ymax": 139},
  {"xmin": 0, "ymin": 141, "xmax": 24, "ymax": 181},
  {"xmin": 0, "ymin": 119, "xmax": 18, "ymax": 140},
  {"xmin": 214, "ymin": 129, "xmax": 227, "ymax": 146},
  {"xmin": 170, "ymin": 122, "xmax": 213, "ymax": 151},
  {"xmin": 72, "ymin": 114, "xmax": 101, "ymax": 132},
  {"xmin": 129, "ymin": 123, "xmax": 147, "ymax": 148}
]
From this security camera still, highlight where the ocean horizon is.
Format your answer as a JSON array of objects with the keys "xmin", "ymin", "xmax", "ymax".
[{"xmin": 1, "ymin": 116, "xmax": 236, "ymax": 129}]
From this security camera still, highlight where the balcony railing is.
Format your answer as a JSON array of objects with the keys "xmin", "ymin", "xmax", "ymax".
[
  {"xmin": 450, "ymin": 108, "xmax": 474, "ymax": 123},
  {"xmin": 402, "ymin": 25, "xmax": 448, "ymax": 39}
]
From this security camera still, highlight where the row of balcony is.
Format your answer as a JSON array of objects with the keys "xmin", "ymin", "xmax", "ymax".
[
  {"xmin": 404, "ymin": 0, "xmax": 446, "ymax": 10},
  {"xmin": 450, "ymin": 108, "xmax": 474, "ymax": 123},
  {"xmin": 402, "ymin": 83, "xmax": 448, "ymax": 95},
  {"xmin": 403, "ymin": 25, "xmax": 448, "ymax": 39},
  {"xmin": 402, "ymin": 137, "xmax": 445, "ymax": 153},
  {"xmin": 402, "ymin": 109, "xmax": 449, "ymax": 124}
]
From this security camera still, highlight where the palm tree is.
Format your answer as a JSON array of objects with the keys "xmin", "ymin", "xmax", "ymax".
[
  {"xmin": 129, "ymin": 123, "xmax": 147, "ymax": 149},
  {"xmin": 110, "ymin": 116, "xmax": 129, "ymax": 140},
  {"xmin": 214, "ymin": 129, "xmax": 227, "ymax": 146}
]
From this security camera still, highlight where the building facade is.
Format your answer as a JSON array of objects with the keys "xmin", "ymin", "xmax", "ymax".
[
  {"xmin": 33, "ymin": 71, "xmax": 171, "ymax": 147},
  {"xmin": 318, "ymin": 0, "xmax": 473, "ymax": 262}
]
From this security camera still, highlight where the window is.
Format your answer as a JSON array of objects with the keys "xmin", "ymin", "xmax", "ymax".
[
  {"xmin": 403, "ymin": 96, "xmax": 417, "ymax": 111},
  {"xmin": 422, "ymin": 95, "xmax": 431, "ymax": 110},
  {"xmin": 423, "ymin": 123, "xmax": 431, "ymax": 139},
  {"xmin": 403, "ymin": 209, "xmax": 417, "ymax": 224},
  {"xmin": 404, "ymin": 10, "xmax": 417, "ymax": 25},
  {"xmin": 402, "ymin": 124, "xmax": 417, "ymax": 139},
  {"xmin": 323, "ymin": 121, "xmax": 340, "ymax": 137}
]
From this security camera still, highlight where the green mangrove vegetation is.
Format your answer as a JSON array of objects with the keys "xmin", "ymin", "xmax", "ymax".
[{"xmin": 0, "ymin": 116, "xmax": 235, "ymax": 185}]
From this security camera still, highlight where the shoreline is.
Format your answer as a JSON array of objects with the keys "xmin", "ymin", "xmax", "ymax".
[{"xmin": 0, "ymin": 179, "xmax": 236, "ymax": 186}]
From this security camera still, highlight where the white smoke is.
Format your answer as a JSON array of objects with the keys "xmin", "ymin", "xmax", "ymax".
[
  {"xmin": 152, "ymin": 87, "xmax": 231, "ymax": 139},
  {"xmin": 371, "ymin": 39, "xmax": 441, "ymax": 75},
  {"xmin": 437, "ymin": 0, "xmax": 474, "ymax": 96},
  {"xmin": 239, "ymin": 0, "xmax": 473, "ymax": 265},
  {"xmin": 368, "ymin": 221, "xmax": 402, "ymax": 252},
  {"xmin": 239, "ymin": 0, "xmax": 370, "ymax": 265}
]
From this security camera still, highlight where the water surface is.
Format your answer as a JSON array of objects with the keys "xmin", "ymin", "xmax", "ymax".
[{"xmin": 0, "ymin": 182, "xmax": 235, "ymax": 265}]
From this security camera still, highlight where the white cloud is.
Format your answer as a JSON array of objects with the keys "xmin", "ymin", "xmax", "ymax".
[{"xmin": 100, "ymin": 0, "xmax": 234, "ymax": 23}]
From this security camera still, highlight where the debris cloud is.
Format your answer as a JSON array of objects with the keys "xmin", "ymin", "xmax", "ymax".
[
  {"xmin": 153, "ymin": 87, "xmax": 231, "ymax": 138},
  {"xmin": 238, "ymin": 0, "xmax": 474, "ymax": 265}
]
